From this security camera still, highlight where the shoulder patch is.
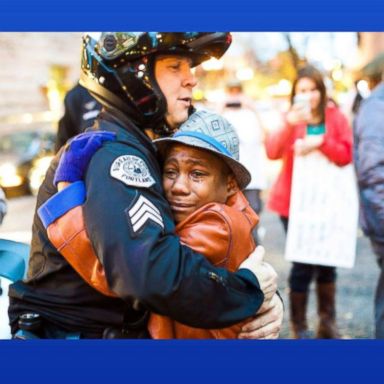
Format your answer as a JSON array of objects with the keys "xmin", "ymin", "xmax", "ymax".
[{"xmin": 110, "ymin": 155, "xmax": 155, "ymax": 188}]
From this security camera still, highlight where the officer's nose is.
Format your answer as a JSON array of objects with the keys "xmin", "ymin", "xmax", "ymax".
[{"xmin": 182, "ymin": 69, "xmax": 198, "ymax": 89}]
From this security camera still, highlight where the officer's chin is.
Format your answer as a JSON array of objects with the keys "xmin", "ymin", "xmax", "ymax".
[
  {"xmin": 188, "ymin": 104, "xmax": 196, "ymax": 116},
  {"xmin": 165, "ymin": 112, "xmax": 189, "ymax": 132}
]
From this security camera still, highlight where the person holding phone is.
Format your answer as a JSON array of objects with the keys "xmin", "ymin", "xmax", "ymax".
[{"xmin": 265, "ymin": 65, "xmax": 352, "ymax": 339}]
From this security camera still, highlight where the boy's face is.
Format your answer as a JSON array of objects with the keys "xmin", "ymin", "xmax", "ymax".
[{"xmin": 162, "ymin": 143, "xmax": 237, "ymax": 223}]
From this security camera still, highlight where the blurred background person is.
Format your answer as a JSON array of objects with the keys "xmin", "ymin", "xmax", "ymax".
[
  {"xmin": 0, "ymin": 187, "xmax": 6, "ymax": 226},
  {"xmin": 222, "ymin": 80, "xmax": 267, "ymax": 244},
  {"xmin": 55, "ymin": 82, "xmax": 101, "ymax": 153},
  {"xmin": 341, "ymin": 80, "xmax": 369, "ymax": 126},
  {"xmin": 351, "ymin": 80, "xmax": 366, "ymax": 118},
  {"xmin": 354, "ymin": 53, "xmax": 384, "ymax": 338},
  {"xmin": 265, "ymin": 65, "xmax": 353, "ymax": 338}
]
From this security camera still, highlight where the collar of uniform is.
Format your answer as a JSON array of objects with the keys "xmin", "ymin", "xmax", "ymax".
[{"xmin": 99, "ymin": 109, "xmax": 157, "ymax": 154}]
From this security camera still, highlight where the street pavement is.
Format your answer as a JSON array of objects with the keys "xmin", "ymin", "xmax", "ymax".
[{"xmin": 0, "ymin": 195, "xmax": 379, "ymax": 339}]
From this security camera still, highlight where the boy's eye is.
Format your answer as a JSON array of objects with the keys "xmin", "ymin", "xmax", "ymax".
[
  {"xmin": 164, "ymin": 169, "xmax": 178, "ymax": 179},
  {"xmin": 191, "ymin": 170, "xmax": 206, "ymax": 178}
]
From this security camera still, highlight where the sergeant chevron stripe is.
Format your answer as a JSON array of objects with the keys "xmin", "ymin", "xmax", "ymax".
[{"xmin": 129, "ymin": 195, "xmax": 164, "ymax": 233}]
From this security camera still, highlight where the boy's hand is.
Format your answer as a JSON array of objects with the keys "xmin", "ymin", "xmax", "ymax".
[{"xmin": 54, "ymin": 131, "xmax": 116, "ymax": 186}]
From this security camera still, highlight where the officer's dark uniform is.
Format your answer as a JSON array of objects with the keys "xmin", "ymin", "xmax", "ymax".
[
  {"xmin": 55, "ymin": 83, "xmax": 101, "ymax": 153},
  {"xmin": 8, "ymin": 111, "xmax": 264, "ymax": 338}
]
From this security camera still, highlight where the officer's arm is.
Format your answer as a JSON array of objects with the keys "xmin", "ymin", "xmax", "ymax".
[{"xmin": 83, "ymin": 146, "xmax": 264, "ymax": 329}]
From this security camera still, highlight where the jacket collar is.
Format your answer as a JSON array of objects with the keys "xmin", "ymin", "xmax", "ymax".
[
  {"xmin": 95, "ymin": 109, "xmax": 157, "ymax": 155},
  {"xmin": 175, "ymin": 191, "xmax": 259, "ymax": 231}
]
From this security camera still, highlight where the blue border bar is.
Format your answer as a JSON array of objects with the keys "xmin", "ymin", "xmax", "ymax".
[
  {"xmin": 0, "ymin": 340, "xmax": 383, "ymax": 381},
  {"xmin": 1, "ymin": 0, "xmax": 384, "ymax": 30}
]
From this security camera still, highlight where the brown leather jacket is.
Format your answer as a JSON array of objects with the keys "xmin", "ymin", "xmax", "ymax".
[
  {"xmin": 149, "ymin": 191, "xmax": 258, "ymax": 338},
  {"xmin": 47, "ymin": 190, "xmax": 258, "ymax": 338}
]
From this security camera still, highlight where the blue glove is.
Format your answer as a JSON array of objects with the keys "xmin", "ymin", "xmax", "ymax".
[{"xmin": 54, "ymin": 131, "xmax": 116, "ymax": 186}]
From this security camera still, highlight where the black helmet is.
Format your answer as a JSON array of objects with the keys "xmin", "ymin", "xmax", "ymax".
[{"xmin": 80, "ymin": 32, "xmax": 232, "ymax": 135}]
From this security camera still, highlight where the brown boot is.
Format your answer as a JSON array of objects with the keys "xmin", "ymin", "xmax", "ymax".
[
  {"xmin": 316, "ymin": 282, "xmax": 341, "ymax": 339},
  {"xmin": 289, "ymin": 291, "xmax": 311, "ymax": 339}
]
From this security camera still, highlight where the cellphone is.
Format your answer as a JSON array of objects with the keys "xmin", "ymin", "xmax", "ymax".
[{"xmin": 293, "ymin": 93, "xmax": 311, "ymax": 113}]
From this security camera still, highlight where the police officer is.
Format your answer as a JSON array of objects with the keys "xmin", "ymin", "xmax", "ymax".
[
  {"xmin": 55, "ymin": 83, "xmax": 101, "ymax": 153},
  {"xmin": 9, "ymin": 32, "xmax": 282, "ymax": 339}
]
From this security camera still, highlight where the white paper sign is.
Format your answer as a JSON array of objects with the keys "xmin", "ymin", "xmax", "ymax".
[{"xmin": 285, "ymin": 151, "xmax": 358, "ymax": 268}]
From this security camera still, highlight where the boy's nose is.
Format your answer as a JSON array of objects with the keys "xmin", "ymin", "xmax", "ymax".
[{"xmin": 171, "ymin": 176, "xmax": 190, "ymax": 195}]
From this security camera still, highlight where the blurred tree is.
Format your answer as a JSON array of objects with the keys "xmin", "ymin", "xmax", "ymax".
[{"xmin": 284, "ymin": 33, "xmax": 300, "ymax": 72}]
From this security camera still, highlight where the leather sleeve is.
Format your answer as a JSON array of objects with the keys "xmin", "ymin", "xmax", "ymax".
[
  {"xmin": 47, "ymin": 205, "xmax": 116, "ymax": 298},
  {"xmin": 149, "ymin": 196, "xmax": 259, "ymax": 339},
  {"xmin": 177, "ymin": 208, "xmax": 231, "ymax": 268}
]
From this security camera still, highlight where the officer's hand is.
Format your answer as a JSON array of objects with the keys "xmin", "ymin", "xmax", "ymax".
[
  {"xmin": 238, "ymin": 246, "xmax": 278, "ymax": 303},
  {"xmin": 238, "ymin": 293, "xmax": 283, "ymax": 339},
  {"xmin": 54, "ymin": 131, "xmax": 116, "ymax": 185}
]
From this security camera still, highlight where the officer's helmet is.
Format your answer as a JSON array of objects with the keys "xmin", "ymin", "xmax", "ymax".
[{"xmin": 80, "ymin": 32, "xmax": 232, "ymax": 135}]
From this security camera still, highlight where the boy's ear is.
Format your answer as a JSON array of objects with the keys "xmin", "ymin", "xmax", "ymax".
[{"xmin": 226, "ymin": 173, "xmax": 239, "ymax": 198}]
